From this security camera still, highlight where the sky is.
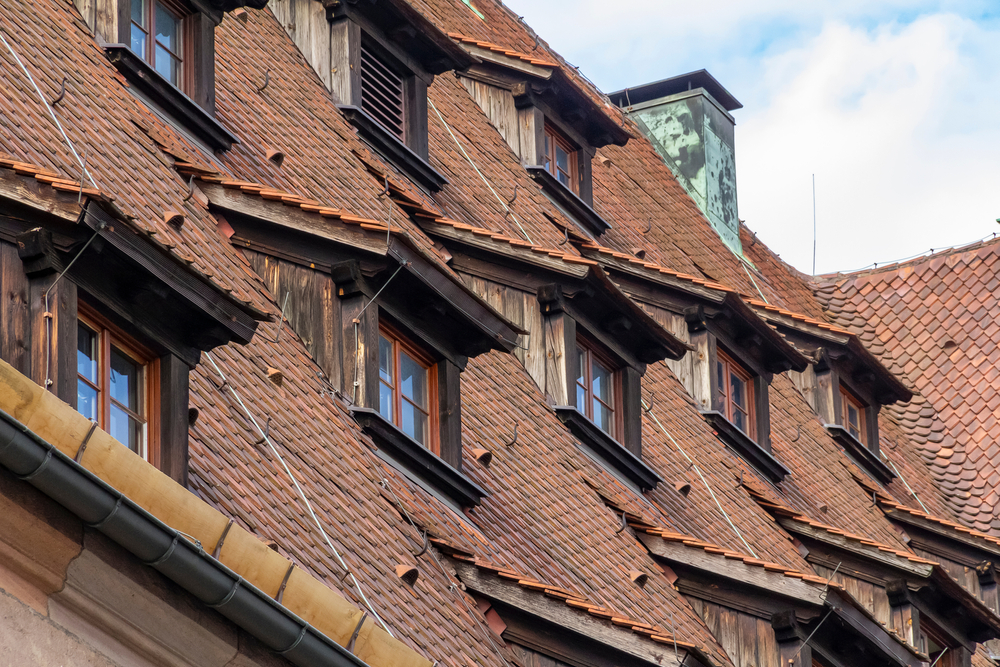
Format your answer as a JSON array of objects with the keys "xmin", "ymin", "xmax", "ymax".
[{"xmin": 501, "ymin": 0, "xmax": 1000, "ymax": 275}]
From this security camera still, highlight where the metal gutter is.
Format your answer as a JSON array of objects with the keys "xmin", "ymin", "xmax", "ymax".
[{"xmin": 0, "ymin": 408, "xmax": 370, "ymax": 667}]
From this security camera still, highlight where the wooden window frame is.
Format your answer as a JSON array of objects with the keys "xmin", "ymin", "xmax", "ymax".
[
  {"xmin": 77, "ymin": 305, "xmax": 160, "ymax": 464},
  {"xmin": 378, "ymin": 321, "xmax": 440, "ymax": 455},
  {"xmin": 544, "ymin": 122, "xmax": 579, "ymax": 194},
  {"xmin": 839, "ymin": 384, "xmax": 867, "ymax": 446},
  {"xmin": 130, "ymin": 0, "xmax": 192, "ymax": 92},
  {"xmin": 717, "ymin": 347, "xmax": 756, "ymax": 440},
  {"xmin": 575, "ymin": 334, "xmax": 623, "ymax": 439}
]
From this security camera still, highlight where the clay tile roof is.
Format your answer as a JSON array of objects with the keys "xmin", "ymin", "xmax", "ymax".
[{"xmin": 815, "ymin": 237, "xmax": 1000, "ymax": 535}]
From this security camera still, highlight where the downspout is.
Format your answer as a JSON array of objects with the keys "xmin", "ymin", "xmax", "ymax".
[{"xmin": 0, "ymin": 408, "xmax": 371, "ymax": 667}]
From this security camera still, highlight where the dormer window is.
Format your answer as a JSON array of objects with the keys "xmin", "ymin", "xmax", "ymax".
[
  {"xmin": 378, "ymin": 324, "xmax": 437, "ymax": 451},
  {"xmin": 576, "ymin": 336, "xmax": 619, "ymax": 437},
  {"xmin": 131, "ymin": 0, "xmax": 186, "ymax": 89},
  {"xmin": 535, "ymin": 282, "xmax": 687, "ymax": 492},
  {"xmin": 315, "ymin": 3, "xmax": 472, "ymax": 192},
  {"xmin": 98, "ymin": 0, "xmax": 240, "ymax": 150},
  {"xmin": 840, "ymin": 385, "xmax": 866, "ymax": 445},
  {"xmin": 77, "ymin": 312, "xmax": 157, "ymax": 459},
  {"xmin": 544, "ymin": 123, "xmax": 579, "ymax": 193},
  {"xmin": 717, "ymin": 349, "xmax": 755, "ymax": 439}
]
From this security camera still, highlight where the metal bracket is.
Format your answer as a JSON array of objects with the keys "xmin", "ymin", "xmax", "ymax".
[
  {"xmin": 257, "ymin": 68, "xmax": 271, "ymax": 93},
  {"xmin": 413, "ymin": 530, "xmax": 429, "ymax": 558},
  {"xmin": 615, "ymin": 511, "xmax": 627, "ymax": 534},
  {"xmin": 276, "ymin": 562, "xmax": 294, "ymax": 605},
  {"xmin": 504, "ymin": 422, "xmax": 518, "ymax": 447},
  {"xmin": 74, "ymin": 420, "xmax": 99, "ymax": 462},
  {"xmin": 213, "ymin": 518, "xmax": 234, "ymax": 559},
  {"xmin": 346, "ymin": 611, "xmax": 369, "ymax": 654},
  {"xmin": 51, "ymin": 77, "xmax": 67, "ymax": 106}
]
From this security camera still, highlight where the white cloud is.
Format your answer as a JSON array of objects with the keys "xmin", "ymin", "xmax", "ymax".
[
  {"xmin": 502, "ymin": 1, "xmax": 1000, "ymax": 273},
  {"xmin": 737, "ymin": 15, "xmax": 1000, "ymax": 273}
]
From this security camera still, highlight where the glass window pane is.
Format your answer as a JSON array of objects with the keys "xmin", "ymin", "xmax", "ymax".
[
  {"xmin": 576, "ymin": 384, "xmax": 586, "ymax": 414},
  {"xmin": 593, "ymin": 399, "xmax": 613, "ymax": 435},
  {"xmin": 544, "ymin": 134, "xmax": 551, "ymax": 172},
  {"xmin": 379, "ymin": 335, "xmax": 393, "ymax": 384},
  {"xmin": 556, "ymin": 145, "xmax": 569, "ymax": 172},
  {"xmin": 110, "ymin": 347, "xmax": 141, "ymax": 412},
  {"xmin": 155, "ymin": 2, "xmax": 179, "ymax": 52},
  {"xmin": 77, "ymin": 380, "xmax": 98, "ymax": 421},
  {"xmin": 379, "ymin": 380, "xmax": 394, "ymax": 423},
  {"xmin": 110, "ymin": 404, "xmax": 143, "ymax": 453},
  {"xmin": 131, "ymin": 0, "xmax": 146, "ymax": 26},
  {"xmin": 131, "ymin": 24, "xmax": 147, "ymax": 59},
  {"xmin": 730, "ymin": 372, "xmax": 746, "ymax": 411},
  {"xmin": 592, "ymin": 359, "xmax": 613, "ymax": 404},
  {"xmin": 399, "ymin": 351, "xmax": 427, "ymax": 407},
  {"xmin": 576, "ymin": 349, "xmax": 586, "ymax": 386},
  {"xmin": 717, "ymin": 361, "xmax": 726, "ymax": 399},
  {"xmin": 401, "ymin": 400, "xmax": 427, "ymax": 445},
  {"xmin": 731, "ymin": 409, "xmax": 746, "ymax": 434},
  {"xmin": 155, "ymin": 46, "xmax": 180, "ymax": 85},
  {"xmin": 77, "ymin": 325, "xmax": 98, "ymax": 383}
]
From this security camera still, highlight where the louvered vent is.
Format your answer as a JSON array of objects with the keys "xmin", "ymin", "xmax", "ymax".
[{"xmin": 361, "ymin": 42, "xmax": 406, "ymax": 141}]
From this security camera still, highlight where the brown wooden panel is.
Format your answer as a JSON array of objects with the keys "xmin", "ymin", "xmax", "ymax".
[
  {"xmin": 243, "ymin": 250, "xmax": 340, "ymax": 388},
  {"xmin": 1, "ymin": 242, "xmax": 31, "ymax": 376},
  {"xmin": 29, "ymin": 271, "xmax": 77, "ymax": 405}
]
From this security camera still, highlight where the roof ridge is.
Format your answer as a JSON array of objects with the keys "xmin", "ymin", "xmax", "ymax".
[{"xmin": 814, "ymin": 234, "xmax": 1000, "ymax": 283}]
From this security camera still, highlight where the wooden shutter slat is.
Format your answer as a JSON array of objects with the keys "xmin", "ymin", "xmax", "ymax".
[{"xmin": 360, "ymin": 42, "xmax": 405, "ymax": 140}]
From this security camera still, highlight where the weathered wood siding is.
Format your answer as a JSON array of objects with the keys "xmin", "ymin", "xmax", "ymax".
[
  {"xmin": 911, "ymin": 547, "xmax": 983, "ymax": 599},
  {"xmin": 457, "ymin": 273, "xmax": 542, "ymax": 391},
  {"xmin": 509, "ymin": 643, "xmax": 573, "ymax": 667},
  {"xmin": 812, "ymin": 565, "xmax": 892, "ymax": 627},
  {"xmin": 1, "ymin": 241, "xmax": 32, "ymax": 379},
  {"xmin": 269, "ymin": 0, "xmax": 333, "ymax": 90},
  {"xmin": 688, "ymin": 598, "xmax": 780, "ymax": 667},
  {"xmin": 459, "ymin": 77, "xmax": 522, "ymax": 158},
  {"xmin": 244, "ymin": 250, "xmax": 341, "ymax": 388}
]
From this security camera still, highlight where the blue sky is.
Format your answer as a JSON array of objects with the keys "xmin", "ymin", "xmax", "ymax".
[{"xmin": 502, "ymin": 0, "xmax": 1000, "ymax": 274}]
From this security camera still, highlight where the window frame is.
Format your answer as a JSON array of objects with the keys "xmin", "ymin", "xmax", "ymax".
[
  {"xmin": 76, "ymin": 305, "xmax": 160, "ymax": 463},
  {"xmin": 544, "ymin": 122, "xmax": 579, "ymax": 194},
  {"xmin": 575, "ymin": 334, "xmax": 622, "ymax": 439},
  {"xmin": 716, "ymin": 347, "xmax": 756, "ymax": 440},
  {"xmin": 130, "ymin": 0, "xmax": 192, "ymax": 92},
  {"xmin": 378, "ymin": 321, "xmax": 440, "ymax": 455},
  {"xmin": 839, "ymin": 384, "xmax": 867, "ymax": 446}
]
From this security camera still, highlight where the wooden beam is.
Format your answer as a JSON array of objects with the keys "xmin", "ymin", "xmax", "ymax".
[
  {"xmin": 201, "ymin": 183, "xmax": 389, "ymax": 256},
  {"xmin": 0, "ymin": 170, "xmax": 82, "ymax": 223},
  {"xmin": 452, "ymin": 561, "xmax": 687, "ymax": 667},
  {"xmin": 637, "ymin": 533, "xmax": 829, "ymax": 607},
  {"xmin": 778, "ymin": 518, "xmax": 934, "ymax": 578},
  {"xmin": 882, "ymin": 507, "xmax": 1000, "ymax": 562},
  {"xmin": 458, "ymin": 44, "xmax": 554, "ymax": 80},
  {"xmin": 421, "ymin": 221, "xmax": 588, "ymax": 279}
]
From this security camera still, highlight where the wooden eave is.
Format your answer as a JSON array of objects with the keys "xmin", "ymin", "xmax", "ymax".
[
  {"xmin": 419, "ymin": 218, "xmax": 591, "ymax": 281},
  {"xmin": 584, "ymin": 268, "xmax": 689, "ymax": 361},
  {"xmin": 0, "ymin": 164, "xmax": 86, "ymax": 224},
  {"xmin": 776, "ymin": 517, "xmax": 935, "ymax": 578},
  {"xmin": 636, "ymin": 532, "xmax": 829, "ymax": 608},
  {"xmin": 531, "ymin": 69, "xmax": 632, "ymax": 148},
  {"xmin": 820, "ymin": 589, "xmax": 926, "ymax": 666},
  {"xmin": 880, "ymin": 501, "xmax": 1000, "ymax": 563},
  {"xmin": 451, "ymin": 560, "xmax": 701, "ymax": 667},
  {"xmin": 458, "ymin": 44, "xmax": 554, "ymax": 81},
  {"xmin": 202, "ymin": 181, "xmax": 523, "ymax": 355},
  {"xmin": 754, "ymin": 305, "xmax": 912, "ymax": 405},
  {"xmin": 328, "ymin": 0, "xmax": 476, "ymax": 76}
]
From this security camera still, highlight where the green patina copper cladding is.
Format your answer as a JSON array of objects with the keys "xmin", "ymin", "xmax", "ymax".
[{"xmin": 628, "ymin": 89, "xmax": 742, "ymax": 255}]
